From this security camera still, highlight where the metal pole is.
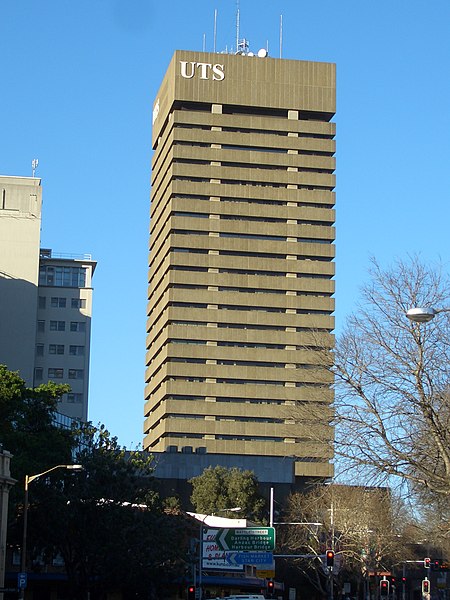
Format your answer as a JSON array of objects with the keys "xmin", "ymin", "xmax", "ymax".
[
  {"xmin": 198, "ymin": 522, "xmax": 202, "ymax": 600},
  {"xmin": 329, "ymin": 570, "xmax": 334, "ymax": 600},
  {"xmin": 269, "ymin": 487, "xmax": 274, "ymax": 527},
  {"xmin": 402, "ymin": 564, "xmax": 406, "ymax": 600},
  {"xmin": 19, "ymin": 476, "xmax": 29, "ymax": 600}
]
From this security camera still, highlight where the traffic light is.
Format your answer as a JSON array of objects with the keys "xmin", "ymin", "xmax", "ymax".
[
  {"xmin": 267, "ymin": 580, "xmax": 275, "ymax": 597},
  {"xmin": 422, "ymin": 579, "xmax": 430, "ymax": 594},
  {"xmin": 401, "ymin": 577, "xmax": 407, "ymax": 585},
  {"xmin": 187, "ymin": 585, "xmax": 196, "ymax": 600},
  {"xmin": 431, "ymin": 559, "xmax": 442, "ymax": 571},
  {"xmin": 424, "ymin": 557, "xmax": 431, "ymax": 568},
  {"xmin": 380, "ymin": 579, "xmax": 390, "ymax": 597},
  {"xmin": 326, "ymin": 549, "xmax": 335, "ymax": 568}
]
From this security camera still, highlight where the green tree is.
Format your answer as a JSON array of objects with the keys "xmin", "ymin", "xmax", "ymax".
[
  {"xmin": 189, "ymin": 465, "xmax": 266, "ymax": 521},
  {"xmin": 0, "ymin": 364, "xmax": 74, "ymax": 494},
  {"xmin": 28, "ymin": 422, "xmax": 189, "ymax": 600}
]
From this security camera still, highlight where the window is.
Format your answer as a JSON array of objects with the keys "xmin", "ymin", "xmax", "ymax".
[
  {"xmin": 50, "ymin": 320, "xmax": 65, "ymax": 331},
  {"xmin": 49, "ymin": 344, "xmax": 64, "ymax": 355},
  {"xmin": 38, "ymin": 296, "xmax": 46, "ymax": 309},
  {"xmin": 36, "ymin": 344, "xmax": 44, "ymax": 356},
  {"xmin": 68, "ymin": 369, "xmax": 84, "ymax": 379},
  {"xmin": 70, "ymin": 321, "xmax": 86, "ymax": 333},
  {"xmin": 71, "ymin": 298, "xmax": 86, "ymax": 309},
  {"xmin": 51, "ymin": 297, "xmax": 67, "ymax": 308},
  {"xmin": 34, "ymin": 367, "xmax": 43, "ymax": 381},
  {"xmin": 39, "ymin": 265, "xmax": 86, "ymax": 288},
  {"xmin": 48, "ymin": 368, "xmax": 64, "ymax": 379},
  {"xmin": 37, "ymin": 320, "xmax": 45, "ymax": 333},
  {"xmin": 69, "ymin": 345, "xmax": 85, "ymax": 356},
  {"xmin": 67, "ymin": 393, "xmax": 83, "ymax": 403}
]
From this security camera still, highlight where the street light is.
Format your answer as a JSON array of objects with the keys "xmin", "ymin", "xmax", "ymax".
[
  {"xmin": 198, "ymin": 507, "xmax": 241, "ymax": 600},
  {"xmin": 406, "ymin": 306, "xmax": 450, "ymax": 323},
  {"xmin": 19, "ymin": 464, "xmax": 82, "ymax": 599}
]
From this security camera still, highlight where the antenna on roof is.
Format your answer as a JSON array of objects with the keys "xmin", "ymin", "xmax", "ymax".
[
  {"xmin": 203, "ymin": 32, "xmax": 206, "ymax": 51},
  {"xmin": 31, "ymin": 159, "xmax": 39, "ymax": 177},
  {"xmin": 279, "ymin": 14, "xmax": 283, "ymax": 58},
  {"xmin": 235, "ymin": 0, "xmax": 240, "ymax": 54},
  {"xmin": 213, "ymin": 9, "xmax": 218, "ymax": 53}
]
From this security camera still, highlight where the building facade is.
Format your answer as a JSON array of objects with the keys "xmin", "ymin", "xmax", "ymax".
[
  {"xmin": 0, "ymin": 175, "xmax": 96, "ymax": 421},
  {"xmin": 145, "ymin": 50, "xmax": 336, "ymax": 482}
]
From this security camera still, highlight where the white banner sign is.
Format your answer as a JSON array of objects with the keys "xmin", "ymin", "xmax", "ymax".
[{"xmin": 202, "ymin": 528, "xmax": 243, "ymax": 571}]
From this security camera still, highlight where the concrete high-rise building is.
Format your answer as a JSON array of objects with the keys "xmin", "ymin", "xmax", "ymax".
[
  {"xmin": 0, "ymin": 175, "xmax": 96, "ymax": 421},
  {"xmin": 145, "ymin": 50, "xmax": 336, "ymax": 484}
]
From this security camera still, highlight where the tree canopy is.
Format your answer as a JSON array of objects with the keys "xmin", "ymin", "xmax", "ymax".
[
  {"xmin": 333, "ymin": 257, "xmax": 450, "ymax": 498},
  {"xmin": 21, "ymin": 422, "xmax": 189, "ymax": 600},
  {"xmin": 0, "ymin": 364, "xmax": 74, "ymax": 490},
  {"xmin": 0, "ymin": 366, "xmax": 190, "ymax": 600},
  {"xmin": 189, "ymin": 465, "xmax": 266, "ymax": 521},
  {"xmin": 277, "ymin": 484, "xmax": 413, "ymax": 597}
]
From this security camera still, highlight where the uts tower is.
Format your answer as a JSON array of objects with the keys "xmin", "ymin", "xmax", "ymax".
[{"xmin": 145, "ymin": 50, "xmax": 336, "ymax": 482}]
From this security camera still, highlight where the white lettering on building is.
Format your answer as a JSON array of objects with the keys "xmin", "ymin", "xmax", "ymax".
[{"xmin": 180, "ymin": 61, "xmax": 225, "ymax": 81}]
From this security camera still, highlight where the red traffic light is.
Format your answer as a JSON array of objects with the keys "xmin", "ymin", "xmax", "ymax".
[
  {"xmin": 267, "ymin": 581, "xmax": 275, "ymax": 597},
  {"xmin": 187, "ymin": 586, "xmax": 196, "ymax": 600},
  {"xmin": 326, "ymin": 550, "xmax": 335, "ymax": 567},
  {"xmin": 424, "ymin": 557, "xmax": 431, "ymax": 568},
  {"xmin": 422, "ymin": 579, "xmax": 430, "ymax": 594},
  {"xmin": 380, "ymin": 580, "xmax": 390, "ymax": 596}
]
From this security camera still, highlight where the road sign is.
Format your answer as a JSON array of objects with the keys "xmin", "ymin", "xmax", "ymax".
[
  {"xmin": 257, "ymin": 569, "xmax": 275, "ymax": 579},
  {"xmin": 18, "ymin": 572, "xmax": 27, "ymax": 589},
  {"xmin": 202, "ymin": 528, "xmax": 243, "ymax": 571},
  {"xmin": 216, "ymin": 527, "xmax": 275, "ymax": 552},
  {"xmin": 225, "ymin": 551, "xmax": 274, "ymax": 566}
]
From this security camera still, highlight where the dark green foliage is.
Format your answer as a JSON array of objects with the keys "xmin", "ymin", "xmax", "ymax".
[
  {"xmin": 0, "ymin": 364, "xmax": 74, "ymax": 494},
  {"xmin": 28, "ymin": 422, "xmax": 189, "ymax": 600},
  {"xmin": 189, "ymin": 465, "xmax": 266, "ymax": 521},
  {"xmin": 0, "ymin": 366, "xmax": 190, "ymax": 600}
]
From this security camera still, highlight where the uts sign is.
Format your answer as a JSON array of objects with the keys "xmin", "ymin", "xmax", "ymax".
[{"xmin": 180, "ymin": 61, "xmax": 225, "ymax": 81}]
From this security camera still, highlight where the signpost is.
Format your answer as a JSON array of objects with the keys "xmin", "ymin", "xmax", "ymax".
[{"xmin": 215, "ymin": 527, "xmax": 275, "ymax": 552}]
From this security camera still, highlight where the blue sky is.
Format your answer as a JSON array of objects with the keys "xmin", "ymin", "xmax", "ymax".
[{"xmin": 1, "ymin": 1, "xmax": 450, "ymax": 448}]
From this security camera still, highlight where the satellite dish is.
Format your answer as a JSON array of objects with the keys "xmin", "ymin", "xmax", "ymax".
[
  {"xmin": 248, "ymin": 52, "xmax": 254, "ymax": 57},
  {"xmin": 257, "ymin": 48, "xmax": 268, "ymax": 58}
]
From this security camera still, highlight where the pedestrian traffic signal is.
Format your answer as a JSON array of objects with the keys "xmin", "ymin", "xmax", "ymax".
[
  {"xmin": 267, "ymin": 580, "xmax": 275, "ymax": 597},
  {"xmin": 380, "ymin": 579, "xmax": 390, "ymax": 597},
  {"xmin": 424, "ymin": 557, "xmax": 431, "ymax": 568},
  {"xmin": 187, "ymin": 585, "xmax": 196, "ymax": 600},
  {"xmin": 326, "ymin": 550, "xmax": 335, "ymax": 568},
  {"xmin": 422, "ymin": 579, "xmax": 430, "ymax": 594}
]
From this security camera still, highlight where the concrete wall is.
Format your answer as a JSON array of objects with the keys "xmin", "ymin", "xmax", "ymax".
[{"xmin": 0, "ymin": 177, "xmax": 42, "ymax": 384}]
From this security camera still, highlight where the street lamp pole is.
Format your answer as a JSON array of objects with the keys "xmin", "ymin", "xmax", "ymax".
[{"xmin": 19, "ymin": 464, "xmax": 82, "ymax": 599}]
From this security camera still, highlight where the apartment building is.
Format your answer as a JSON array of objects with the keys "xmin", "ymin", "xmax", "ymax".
[
  {"xmin": 145, "ymin": 50, "xmax": 336, "ymax": 484},
  {"xmin": 0, "ymin": 175, "xmax": 95, "ymax": 421}
]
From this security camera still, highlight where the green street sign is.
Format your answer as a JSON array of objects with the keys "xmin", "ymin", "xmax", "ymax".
[{"xmin": 215, "ymin": 527, "xmax": 276, "ymax": 552}]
